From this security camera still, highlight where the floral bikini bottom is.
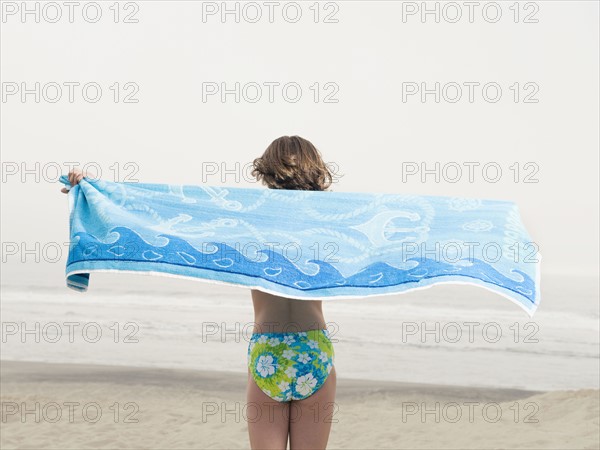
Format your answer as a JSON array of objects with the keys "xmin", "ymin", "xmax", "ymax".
[{"xmin": 247, "ymin": 329, "xmax": 335, "ymax": 402}]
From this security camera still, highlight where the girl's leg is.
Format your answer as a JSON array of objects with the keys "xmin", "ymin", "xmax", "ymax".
[
  {"xmin": 288, "ymin": 366, "xmax": 337, "ymax": 450},
  {"xmin": 246, "ymin": 368, "xmax": 290, "ymax": 450}
]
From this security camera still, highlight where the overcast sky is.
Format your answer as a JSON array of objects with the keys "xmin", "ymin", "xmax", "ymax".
[{"xmin": 1, "ymin": 1, "xmax": 598, "ymax": 287}]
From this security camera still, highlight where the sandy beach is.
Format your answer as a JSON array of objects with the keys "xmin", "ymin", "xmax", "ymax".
[
  {"xmin": 1, "ymin": 360, "xmax": 598, "ymax": 449},
  {"xmin": 1, "ymin": 278, "xmax": 599, "ymax": 448}
]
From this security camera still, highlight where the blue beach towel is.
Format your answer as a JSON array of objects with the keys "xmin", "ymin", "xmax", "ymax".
[{"xmin": 59, "ymin": 175, "xmax": 541, "ymax": 316}]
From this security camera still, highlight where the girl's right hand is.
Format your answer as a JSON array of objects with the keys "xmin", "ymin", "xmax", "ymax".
[{"xmin": 60, "ymin": 168, "xmax": 88, "ymax": 194}]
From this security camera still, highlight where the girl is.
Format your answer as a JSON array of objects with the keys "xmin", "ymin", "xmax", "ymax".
[
  {"xmin": 61, "ymin": 135, "xmax": 337, "ymax": 450},
  {"xmin": 247, "ymin": 136, "xmax": 337, "ymax": 449}
]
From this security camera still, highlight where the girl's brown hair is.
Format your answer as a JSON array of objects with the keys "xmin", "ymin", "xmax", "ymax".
[{"xmin": 251, "ymin": 136, "xmax": 333, "ymax": 191}]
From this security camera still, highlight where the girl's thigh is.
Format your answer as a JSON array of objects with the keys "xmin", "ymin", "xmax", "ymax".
[
  {"xmin": 246, "ymin": 369, "xmax": 290, "ymax": 450},
  {"xmin": 288, "ymin": 366, "xmax": 337, "ymax": 450}
]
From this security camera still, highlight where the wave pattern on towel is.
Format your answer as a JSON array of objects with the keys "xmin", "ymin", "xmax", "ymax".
[{"xmin": 59, "ymin": 175, "xmax": 541, "ymax": 316}]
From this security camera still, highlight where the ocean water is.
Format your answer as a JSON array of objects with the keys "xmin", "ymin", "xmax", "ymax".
[{"xmin": 1, "ymin": 274, "xmax": 598, "ymax": 391}]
